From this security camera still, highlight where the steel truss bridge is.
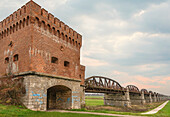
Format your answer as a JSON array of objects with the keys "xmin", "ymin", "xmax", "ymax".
[{"xmin": 85, "ymin": 76, "xmax": 169, "ymax": 98}]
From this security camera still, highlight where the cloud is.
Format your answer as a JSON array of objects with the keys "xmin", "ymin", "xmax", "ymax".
[
  {"xmin": 134, "ymin": 10, "xmax": 146, "ymax": 17},
  {"xmin": 133, "ymin": 1, "xmax": 170, "ymax": 33},
  {"xmin": 132, "ymin": 63, "xmax": 167, "ymax": 72},
  {"xmin": 122, "ymin": 82, "xmax": 161, "ymax": 90},
  {"xmin": 136, "ymin": 76, "xmax": 167, "ymax": 85},
  {"xmin": 108, "ymin": 70, "xmax": 169, "ymax": 94},
  {"xmin": 163, "ymin": 77, "xmax": 170, "ymax": 81},
  {"xmin": 0, "ymin": 0, "xmax": 170, "ymax": 95},
  {"xmin": 82, "ymin": 57, "xmax": 108, "ymax": 67},
  {"xmin": 35, "ymin": 0, "xmax": 70, "ymax": 11}
]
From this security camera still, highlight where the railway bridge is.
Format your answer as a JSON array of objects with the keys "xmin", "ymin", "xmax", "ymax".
[{"xmin": 85, "ymin": 76, "xmax": 170, "ymax": 107}]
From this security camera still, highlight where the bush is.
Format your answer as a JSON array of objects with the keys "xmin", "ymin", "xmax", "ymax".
[{"xmin": 0, "ymin": 77, "xmax": 26, "ymax": 106}]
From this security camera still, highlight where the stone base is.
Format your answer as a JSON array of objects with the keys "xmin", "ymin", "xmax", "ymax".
[
  {"xmin": 145, "ymin": 95, "xmax": 152, "ymax": 103},
  {"xmin": 129, "ymin": 94, "xmax": 144, "ymax": 105},
  {"xmin": 104, "ymin": 93, "xmax": 131, "ymax": 107},
  {"xmin": 20, "ymin": 73, "xmax": 83, "ymax": 111},
  {"xmin": 130, "ymin": 99, "xmax": 144, "ymax": 105}
]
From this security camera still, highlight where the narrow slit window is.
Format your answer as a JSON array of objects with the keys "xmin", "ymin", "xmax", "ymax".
[
  {"xmin": 5, "ymin": 57, "xmax": 9, "ymax": 64},
  {"xmin": 64, "ymin": 61, "xmax": 70, "ymax": 67},
  {"xmin": 51, "ymin": 57, "xmax": 58, "ymax": 64},
  {"xmin": 13, "ymin": 54, "xmax": 19, "ymax": 61}
]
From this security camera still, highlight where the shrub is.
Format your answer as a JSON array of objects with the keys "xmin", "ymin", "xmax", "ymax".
[{"xmin": 0, "ymin": 76, "xmax": 26, "ymax": 106}]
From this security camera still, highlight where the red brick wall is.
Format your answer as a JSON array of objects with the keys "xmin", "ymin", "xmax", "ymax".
[
  {"xmin": 0, "ymin": 18, "xmax": 32, "ymax": 76},
  {"xmin": 0, "ymin": 1, "xmax": 85, "ymax": 84}
]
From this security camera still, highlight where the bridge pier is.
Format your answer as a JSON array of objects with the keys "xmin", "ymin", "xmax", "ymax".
[
  {"xmin": 129, "ymin": 93, "xmax": 145, "ymax": 105},
  {"xmin": 141, "ymin": 91, "xmax": 146, "ymax": 104},
  {"xmin": 104, "ymin": 89, "xmax": 131, "ymax": 107},
  {"xmin": 145, "ymin": 93, "xmax": 153, "ymax": 103},
  {"xmin": 156, "ymin": 94, "xmax": 160, "ymax": 102},
  {"xmin": 153, "ymin": 93, "xmax": 157, "ymax": 102},
  {"xmin": 127, "ymin": 85, "xmax": 146, "ymax": 105}
]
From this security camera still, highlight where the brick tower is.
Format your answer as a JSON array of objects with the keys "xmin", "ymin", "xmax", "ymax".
[{"xmin": 0, "ymin": 0, "xmax": 85, "ymax": 111}]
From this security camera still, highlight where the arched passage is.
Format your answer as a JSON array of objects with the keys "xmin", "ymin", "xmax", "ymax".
[{"xmin": 47, "ymin": 85, "xmax": 72, "ymax": 110}]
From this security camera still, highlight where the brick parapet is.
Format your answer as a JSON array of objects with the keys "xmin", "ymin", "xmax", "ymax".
[
  {"xmin": 0, "ymin": 0, "xmax": 85, "ymax": 86},
  {"xmin": 0, "ymin": 0, "xmax": 82, "ymax": 47}
]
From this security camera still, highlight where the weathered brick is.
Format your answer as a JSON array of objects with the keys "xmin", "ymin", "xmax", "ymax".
[{"xmin": 0, "ymin": 0, "xmax": 85, "ymax": 111}]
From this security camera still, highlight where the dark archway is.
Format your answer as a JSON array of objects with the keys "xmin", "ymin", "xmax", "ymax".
[{"xmin": 47, "ymin": 85, "xmax": 72, "ymax": 110}]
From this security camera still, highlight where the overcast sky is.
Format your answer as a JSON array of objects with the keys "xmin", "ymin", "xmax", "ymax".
[{"xmin": 0, "ymin": 0, "xmax": 170, "ymax": 95}]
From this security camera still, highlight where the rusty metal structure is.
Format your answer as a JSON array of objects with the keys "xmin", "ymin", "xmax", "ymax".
[
  {"xmin": 85, "ymin": 76, "xmax": 169, "ymax": 98},
  {"xmin": 141, "ymin": 89, "xmax": 149, "ymax": 94},
  {"xmin": 126, "ymin": 85, "xmax": 140, "ymax": 93},
  {"xmin": 85, "ymin": 76, "xmax": 170, "ymax": 107},
  {"xmin": 85, "ymin": 76, "xmax": 125, "ymax": 93}
]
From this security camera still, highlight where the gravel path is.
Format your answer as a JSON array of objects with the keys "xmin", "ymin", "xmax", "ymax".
[{"xmin": 141, "ymin": 101, "xmax": 169, "ymax": 115}]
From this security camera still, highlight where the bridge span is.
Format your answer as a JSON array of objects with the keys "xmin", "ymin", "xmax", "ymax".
[{"xmin": 85, "ymin": 76, "xmax": 170, "ymax": 107}]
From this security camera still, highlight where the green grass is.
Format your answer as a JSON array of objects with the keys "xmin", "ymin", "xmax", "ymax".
[
  {"xmin": 152, "ymin": 101, "xmax": 170, "ymax": 117},
  {"xmin": 85, "ymin": 96, "xmax": 103, "ymax": 99},
  {"xmin": 85, "ymin": 99, "xmax": 104, "ymax": 106},
  {"xmin": 0, "ymin": 104, "xmax": 117, "ymax": 117},
  {"xmin": 0, "ymin": 100, "xmax": 169, "ymax": 117},
  {"xmin": 83, "ymin": 97, "xmax": 143, "ymax": 116},
  {"xmin": 85, "ymin": 96, "xmax": 104, "ymax": 106},
  {"xmin": 71, "ymin": 109, "xmax": 144, "ymax": 116},
  {"xmin": 85, "ymin": 96, "xmax": 170, "ymax": 116},
  {"xmin": 85, "ymin": 101, "xmax": 170, "ymax": 117}
]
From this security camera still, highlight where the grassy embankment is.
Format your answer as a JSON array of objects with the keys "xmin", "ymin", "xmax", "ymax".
[
  {"xmin": 152, "ymin": 101, "xmax": 170, "ymax": 117},
  {"xmin": 84, "ymin": 96, "xmax": 169, "ymax": 116},
  {"xmin": 0, "ymin": 95, "xmax": 169, "ymax": 117},
  {"xmin": 85, "ymin": 96, "xmax": 104, "ymax": 106},
  {"xmin": 0, "ymin": 104, "xmax": 116, "ymax": 117}
]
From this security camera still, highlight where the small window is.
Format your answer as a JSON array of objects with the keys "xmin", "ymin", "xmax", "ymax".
[
  {"xmin": 60, "ymin": 46, "xmax": 64, "ymax": 51},
  {"xmin": 64, "ymin": 61, "xmax": 70, "ymax": 67},
  {"xmin": 79, "ymin": 75, "xmax": 81, "ymax": 79},
  {"xmin": 51, "ymin": 57, "xmax": 58, "ymax": 64},
  {"xmin": 13, "ymin": 54, "xmax": 18, "ymax": 61},
  {"xmin": 5, "ymin": 57, "xmax": 9, "ymax": 64}
]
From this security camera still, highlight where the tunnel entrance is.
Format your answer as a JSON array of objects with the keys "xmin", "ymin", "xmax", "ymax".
[{"xmin": 47, "ymin": 85, "xmax": 72, "ymax": 110}]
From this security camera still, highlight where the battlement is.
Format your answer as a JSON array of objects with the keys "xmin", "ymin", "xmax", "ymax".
[
  {"xmin": 0, "ymin": 1, "xmax": 85, "ymax": 111},
  {"xmin": 0, "ymin": 0, "xmax": 82, "ymax": 47},
  {"xmin": 0, "ymin": 4, "xmax": 27, "ymax": 30}
]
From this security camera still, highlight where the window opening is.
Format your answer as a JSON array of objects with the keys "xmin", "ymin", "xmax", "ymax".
[
  {"xmin": 51, "ymin": 57, "xmax": 58, "ymax": 64},
  {"xmin": 64, "ymin": 61, "xmax": 70, "ymax": 67},
  {"xmin": 5, "ymin": 57, "xmax": 9, "ymax": 64},
  {"xmin": 13, "ymin": 54, "xmax": 18, "ymax": 61}
]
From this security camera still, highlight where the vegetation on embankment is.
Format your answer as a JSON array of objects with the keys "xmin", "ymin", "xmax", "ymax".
[
  {"xmin": 0, "ymin": 101, "xmax": 169, "ymax": 117},
  {"xmin": 153, "ymin": 101, "xmax": 170, "ymax": 117},
  {"xmin": 0, "ymin": 104, "xmax": 117, "ymax": 117},
  {"xmin": 0, "ymin": 77, "xmax": 25, "ymax": 106},
  {"xmin": 0, "ymin": 90, "xmax": 169, "ymax": 117},
  {"xmin": 71, "ymin": 98, "xmax": 168, "ymax": 116},
  {"xmin": 85, "ymin": 96, "xmax": 164, "ymax": 113},
  {"xmin": 85, "ymin": 96, "xmax": 104, "ymax": 106}
]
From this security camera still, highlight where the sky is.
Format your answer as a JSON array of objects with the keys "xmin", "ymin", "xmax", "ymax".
[{"xmin": 0, "ymin": 0, "xmax": 170, "ymax": 95}]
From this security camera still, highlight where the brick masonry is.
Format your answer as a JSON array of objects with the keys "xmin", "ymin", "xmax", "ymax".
[{"xmin": 0, "ymin": 0, "xmax": 85, "ymax": 111}]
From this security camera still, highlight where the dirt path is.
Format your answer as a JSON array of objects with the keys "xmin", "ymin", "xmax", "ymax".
[
  {"xmin": 48, "ymin": 101, "xmax": 169, "ymax": 116},
  {"xmin": 49, "ymin": 110, "xmax": 145, "ymax": 117},
  {"xmin": 141, "ymin": 101, "xmax": 169, "ymax": 115}
]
